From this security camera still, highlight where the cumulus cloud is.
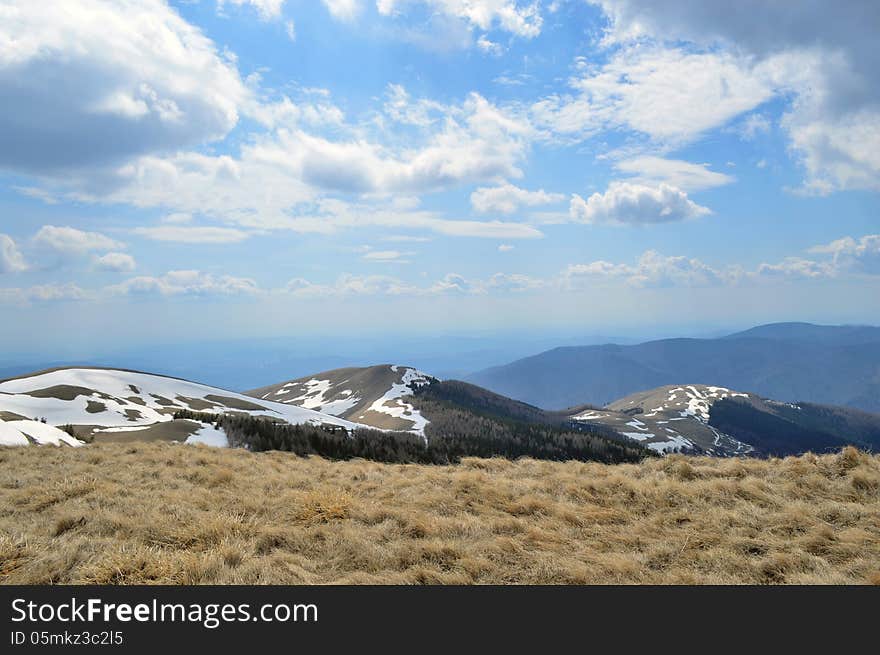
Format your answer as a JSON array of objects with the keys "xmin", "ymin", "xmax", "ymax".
[
  {"xmin": 132, "ymin": 226, "xmax": 251, "ymax": 244},
  {"xmin": 569, "ymin": 182, "xmax": 711, "ymax": 225},
  {"xmin": 590, "ymin": 1, "xmax": 880, "ymax": 192},
  {"xmin": 110, "ymin": 270, "xmax": 260, "ymax": 297},
  {"xmin": 0, "ymin": 234, "xmax": 28, "ymax": 273},
  {"xmin": 94, "ymin": 252, "xmax": 137, "ymax": 273},
  {"xmin": 285, "ymin": 274, "xmax": 416, "ymax": 298},
  {"xmin": 247, "ymin": 93, "xmax": 531, "ymax": 194},
  {"xmin": 754, "ymin": 257, "xmax": 836, "ymax": 280},
  {"xmin": 33, "ymin": 226, "xmax": 125, "ymax": 254},
  {"xmin": 0, "ymin": 0, "xmax": 247, "ymax": 175},
  {"xmin": 809, "ymin": 234, "xmax": 880, "ymax": 275},
  {"xmin": 563, "ymin": 250, "xmax": 724, "ymax": 288},
  {"xmin": 484, "ymin": 272, "xmax": 543, "ymax": 291},
  {"xmin": 283, "ymin": 270, "xmax": 542, "ymax": 298},
  {"xmin": 471, "ymin": 183, "xmax": 564, "ymax": 214},
  {"xmin": 559, "ymin": 236, "xmax": 880, "ymax": 291}
]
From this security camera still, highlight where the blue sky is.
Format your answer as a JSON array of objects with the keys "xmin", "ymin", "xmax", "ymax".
[{"xmin": 0, "ymin": 0, "xmax": 878, "ymax": 356}]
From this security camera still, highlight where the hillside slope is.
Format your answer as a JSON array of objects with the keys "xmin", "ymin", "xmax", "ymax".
[
  {"xmin": 570, "ymin": 385, "xmax": 755, "ymax": 455},
  {"xmin": 248, "ymin": 365, "xmax": 435, "ymax": 434},
  {"xmin": 247, "ymin": 368, "xmax": 647, "ymax": 463},
  {"xmin": 0, "ymin": 367, "xmax": 362, "ymax": 447},
  {"xmin": 567, "ymin": 383, "xmax": 880, "ymax": 456},
  {"xmin": 2, "ymin": 442, "xmax": 877, "ymax": 584}
]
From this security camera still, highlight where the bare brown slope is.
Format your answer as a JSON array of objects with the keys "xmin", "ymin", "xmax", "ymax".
[{"xmin": 1, "ymin": 443, "xmax": 877, "ymax": 584}]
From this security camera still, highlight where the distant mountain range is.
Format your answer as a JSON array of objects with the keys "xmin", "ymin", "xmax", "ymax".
[
  {"xmin": 247, "ymin": 369, "xmax": 880, "ymax": 457},
  {"xmin": 467, "ymin": 322, "xmax": 880, "ymax": 413},
  {"xmin": 2, "ymin": 322, "xmax": 879, "ymax": 460}
]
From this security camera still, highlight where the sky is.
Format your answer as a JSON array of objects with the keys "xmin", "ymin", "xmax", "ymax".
[{"xmin": 0, "ymin": 0, "xmax": 878, "ymax": 358}]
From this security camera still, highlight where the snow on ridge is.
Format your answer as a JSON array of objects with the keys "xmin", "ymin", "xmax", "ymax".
[
  {"xmin": 665, "ymin": 385, "xmax": 750, "ymax": 424},
  {"xmin": 573, "ymin": 411, "xmax": 605, "ymax": 420},
  {"xmin": 0, "ymin": 368, "xmax": 362, "ymax": 437},
  {"xmin": 573, "ymin": 383, "xmax": 756, "ymax": 456},
  {"xmin": 0, "ymin": 419, "xmax": 84, "ymax": 447},
  {"xmin": 399, "ymin": 367, "xmax": 432, "ymax": 388},
  {"xmin": 366, "ymin": 366, "xmax": 433, "ymax": 438},
  {"xmin": 286, "ymin": 378, "xmax": 334, "ymax": 410}
]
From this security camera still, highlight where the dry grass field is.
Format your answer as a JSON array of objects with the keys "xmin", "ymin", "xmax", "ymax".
[{"xmin": 1, "ymin": 443, "xmax": 879, "ymax": 584}]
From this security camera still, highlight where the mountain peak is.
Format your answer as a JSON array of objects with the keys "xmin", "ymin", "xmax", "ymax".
[{"xmin": 247, "ymin": 365, "xmax": 437, "ymax": 435}]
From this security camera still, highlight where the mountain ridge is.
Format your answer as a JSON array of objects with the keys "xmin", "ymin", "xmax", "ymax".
[{"xmin": 467, "ymin": 322, "xmax": 880, "ymax": 412}]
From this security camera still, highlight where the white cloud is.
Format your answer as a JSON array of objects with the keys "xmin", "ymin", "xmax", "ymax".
[
  {"xmin": 382, "ymin": 84, "xmax": 444, "ymax": 127},
  {"xmin": 285, "ymin": 20, "xmax": 296, "ymax": 41},
  {"xmin": 736, "ymin": 113, "xmax": 771, "ymax": 140},
  {"xmin": 498, "ymin": 244, "xmax": 514, "ymax": 252},
  {"xmin": 783, "ymin": 106, "xmax": 880, "ymax": 194},
  {"xmin": 809, "ymin": 234, "xmax": 880, "ymax": 275},
  {"xmin": 362, "ymin": 249, "xmax": 414, "ymax": 263},
  {"xmin": 754, "ymin": 257, "xmax": 837, "ymax": 280},
  {"xmin": 283, "ymin": 270, "xmax": 542, "ymax": 298},
  {"xmin": 284, "ymin": 274, "xmax": 416, "ymax": 297},
  {"xmin": 377, "ymin": 1, "xmax": 544, "ymax": 39},
  {"xmin": 95, "ymin": 252, "xmax": 136, "ymax": 273},
  {"xmin": 0, "ymin": 0, "xmax": 247, "ymax": 175},
  {"xmin": 247, "ymin": 93, "xmax": 531, "ymax": 194},
  {"xmin": 382, "ymin": 235, "xmax": 432, "ymax": 243},
  {"xmin": 591, "ymin": 1, "xmax": 880, "ymax": 192},
  {"xmin": 558, "ymin": 235, "xmax": 880, "ymax": 291},
  {"xmin": 476, "ymin": 35, "xmax": 504, "ymax": 56},
  {"xmin": 569, "ymin": 182, "xmax": 711, "ymax": 225},
  {"xmin": 320, "ymin": 205, "xmax": 544, "ymax": 239},
  {"xmin": 218, "ymin": 0, "xmax": 286, "ymax": 20},
  {"xmin": 110, "ymin": 270, "xmax": 260, "ymax": 297},
  {"xmin": 79, "ymin": 151, "xmax": 316, "ymax": 231},
  {"xmin": 132, "ymin": 226, "xmax": 251, "ymax": 244},
  {"xmin": 485, "ymin": 272, "xmax": 543, "ymax": 291},
  {"xmin": 321, "ymin": 0, "xmax": 363, "ymax": 21},
  {"xmin": 428, "ymin": 273, "xmax": 480, "ymax": 295},
  {"xmin": 471, "ymin": 183, "xmax": 564, "ymax": 214},
  {"xmin": 613, "ymin": 157, "xmax": 734, "ymax": 192},
  {"xmin": 33, "ymin": 226, "xmax": 125, "ymax": 254},
  {"xmin": 161, "ymin": 212, "xmax": 194, "ymax": 225},
  {"xmin": 0, "ymin": 234, "xmax": 27, "ymax": 273},
  {"xmin": 532, "ymin": 46, "xmax": 773, "ymax": 147},
  {"xmin": 563, "ymin": 250, "xmax": 724, "ymax": 288}
]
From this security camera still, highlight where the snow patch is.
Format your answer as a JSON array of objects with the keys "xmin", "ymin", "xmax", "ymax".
[{"xmin": 185, "ymin": 422, "xmax": 229, "ymax": 448}]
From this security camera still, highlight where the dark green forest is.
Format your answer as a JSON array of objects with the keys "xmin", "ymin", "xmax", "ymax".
[{"xmin": 173, "ymin": 402, "xmax": 650, "ymax": 465}]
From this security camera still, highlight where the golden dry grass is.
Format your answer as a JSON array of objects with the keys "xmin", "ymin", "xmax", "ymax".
[{"xmin": 1, "ymin": 443, "xmax": 878, "ymax": 584}]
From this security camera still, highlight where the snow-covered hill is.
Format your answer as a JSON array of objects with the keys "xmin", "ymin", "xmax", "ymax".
[
  {"xmin": 247, "ymin": 365, "xmax": 436, "ymax": 436},
  {"xmin": 0, "ymin": 419, "xmax": 84, "ymax": 447},
  {"xmin": 571, "ymin": 385, "xmax": 756, "ymax": 455},
  {"xmin": 0, "ymin": 367, "xmax": 364, "ymax": 447}
]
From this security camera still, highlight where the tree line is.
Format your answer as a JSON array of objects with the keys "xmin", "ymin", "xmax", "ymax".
[{"xmin": 173, "ymin": 405, "xmax": 650, "ymax": 465}]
